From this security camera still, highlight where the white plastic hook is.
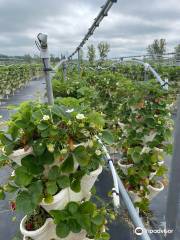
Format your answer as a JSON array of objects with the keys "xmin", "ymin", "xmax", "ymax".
[{"xmin": 112, "ymin": 188, "xmax": 120, "ymax": 209}]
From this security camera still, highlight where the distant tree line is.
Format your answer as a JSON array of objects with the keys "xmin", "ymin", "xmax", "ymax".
[
  {"xmin": 86, "ymin": 42, "xmax": 110, "ymax": 64},
  {"xmin": 147, "ymin": 39, "xmax": 180, "ymax": 61}
]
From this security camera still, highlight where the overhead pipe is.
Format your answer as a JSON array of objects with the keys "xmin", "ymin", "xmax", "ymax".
[
  {"xmin": 130, "ymin": 58, "xmax": 168, "ymax": 89},
  {"xmin": 68, "ymin": 0, "xmax": 117, "ymax": 58}
]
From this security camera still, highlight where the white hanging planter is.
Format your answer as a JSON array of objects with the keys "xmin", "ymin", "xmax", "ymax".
[
  {"xmin": 21, "ymin": 216, "xmax": 87, "ymax": 240},
  {"xmin": 147, "ymin": 181, "xmax": 164, "ymax": 200},
  {"xmin": 40, "ymin": 188, "xmax": 69, "ymax": 212},
  {"xmin": 68, "ymin": 188, "xmax": 91, "ymax": 202},
  {"xmin": 129, "ymin": 191, "xmax": 142, "ymax": 203},
  {"xmin": 81, "ymin": 165, "xmax": 102, "ymax": 196},
  {"xmin": 43, "ymin": 160, "xmax": 79, "ymax": 179},
  {"xmin": 9, "ymin": 147, "xmax": 33, "ymax": 165},
  {"xmin": 20, "ymin": 216, "xmax": 56, "ymax": 240},
  {"xmin": 117, "ymin": 160, "xmax": 133, "ymax": 175},
  {"xmin": 158, "ymin": 160, "xmax": 164, "ymax": 166},
  {"xmin": 59, "ymin": 230, "xmax": 87, "ymax": 240},
  {"xmin": 149, "ymin": 170, "xmax": 157, "ymax": 180},
  {"xmin": 68, "ymin": 165, "xmax": 102, "ymax": 202}
]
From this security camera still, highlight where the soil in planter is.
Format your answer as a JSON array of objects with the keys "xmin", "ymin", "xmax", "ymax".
[
  {"xmin": 25, "ymin": 207, "xmax": 51, "ymax": 231},
  {"xmin": 26, "ymin": 238, "xmax": 56, "ymax": 240},
  {"xmin": 149, "ymin": 181, "xmax": 162, "ymax": 189},
  {"xmin": 120, "ymin": 159, "xmax": 133, "ymax": 165}
]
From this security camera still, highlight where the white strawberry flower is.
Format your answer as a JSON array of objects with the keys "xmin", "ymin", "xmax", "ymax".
[
  {"xmin": 47, "ymin": 143, "xmax": 55, "ymax": 153},
  {"xmin": 76, "ymin": 113, "xmax": 85, "ymax": 120},
  {"xmin": 67, "ymin": 120, "xmax": 72, "ymax": 125},
  {"xmin": 60, "ymin": 148, "xmax": 68, "ymax": 154},
  {"xmin": 140, "ymin": 146, "xmax": 151, "ymax": 155},
  {"xmin": 19, "ymin": 128, "xmax": 24, "ymax": 135},
  {"xmin": 95, "ymin": 150, "xmax": 102, "ymax": 156},
  {"xmin": 43, "ymin": 115, "xmax": 50, "ymax": 121}
]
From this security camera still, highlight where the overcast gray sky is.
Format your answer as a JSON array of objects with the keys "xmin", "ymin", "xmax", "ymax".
[{"xmin": 0, "ymin": 0, "xmax": 179, "ymax": 57}]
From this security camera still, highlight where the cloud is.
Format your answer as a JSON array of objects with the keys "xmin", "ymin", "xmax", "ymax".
[{"xmin": 0, "ymin": 0, "xmax": 179, "ymax": 57}]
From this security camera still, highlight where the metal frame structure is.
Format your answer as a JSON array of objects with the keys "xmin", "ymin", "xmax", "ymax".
[
  {"xmin": 112, "ymin": 52, "xmax": 176, "ymax": 60},
  {"xmin": 130, "ymin": 58, "xmax": 168, "ymax": 89},
  {"xmin": 68, "ymin": 0, "xmax": 117, "ymax": 60},
  {"xmin": 112, "ymin": 52, "xmax": 180, "ymax": 67}
]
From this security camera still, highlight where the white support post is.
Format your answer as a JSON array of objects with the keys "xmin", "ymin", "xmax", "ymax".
[
  {"xmin": 62, "ymin": 62, "xmax": 67, "ymax": 81},
  {"xmin": 144, "ymin": 63, "xmax": 149, "ymax": 81},
  {"xmin": 78, "ymin": 49, "xmax": 81, "ymax": 77},
  {"xmin": 37, "ymin": 33, "xmax": 54, "ymax": 105}
]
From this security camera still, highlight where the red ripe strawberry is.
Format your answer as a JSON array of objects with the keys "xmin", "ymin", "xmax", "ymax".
[
  {"xmin": 10, "ymin": 201, "xmax": 16, "ymax": 211},
  {"xmin": 26, "ymin": 223, "xmax": 33, "ymax": 231}
]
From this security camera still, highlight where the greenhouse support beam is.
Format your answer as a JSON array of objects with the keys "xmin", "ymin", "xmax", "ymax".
[
  {"xmin": 37, "ymin": 33, "xmax": 54, "ymax": 105},
  {"xmin": 165, "ymin": 98, "xmax": 180, "ymax": 240}
]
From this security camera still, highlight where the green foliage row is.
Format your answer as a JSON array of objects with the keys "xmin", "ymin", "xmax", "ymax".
[
  {"xmin": 0, "ymin": 64, "xmax": 42, "ymax": 98},
  {"xmin": 52, "ymin": 65, "xmax": 174, "ymax": 213}
]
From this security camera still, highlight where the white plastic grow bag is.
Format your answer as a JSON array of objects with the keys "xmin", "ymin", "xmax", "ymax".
[
  {"xmin": 81, "ymin": 165, "xmax": 103, "ymax": 196},
  {"xmin": 40, "ymin": 188, "xmax": 69, "ymax": 212},
  {"xmin": 147, "ymin": 181, "xmax": 164, "ymax": 200},
  {"xmin": 117, "ymin": 160, "xmax": 133, "ymax": 175},
  {"xmin": 9, "ymin": 147, "xmax": 33, "ymax": 165},
  {"xmin": 21, "ymin": 216, "xmax": 56, "ymax": 240},
  {"xmin": 41, "ymin": 165, "xmax": 102, "ymax": 211},
  {"xmin": 21, "ymin": 216, "xmax": 87, "ymax": 240}
]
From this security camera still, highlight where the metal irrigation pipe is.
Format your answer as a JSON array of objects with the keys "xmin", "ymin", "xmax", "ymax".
[
  {"xmin": 97, "ymin": 136, "xmax": 151, "ymax": 240},
  {"xmin": 96, "ymin": 136, "xmax": 120, "ymax": 209},
  {"xmin": 129, "ymin": 59, "xmax": 168, "ymax": 90},
  {"xmin": 112, "ymin": 52, "xmax": 176, "ymax": 60},
  {"xmin": 68, "ymin": 0, "xmax": 117, "ymax": 59},
  {"xmin": 97, "ymin": 137, "xmax": 151, "ymax": 240}
]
